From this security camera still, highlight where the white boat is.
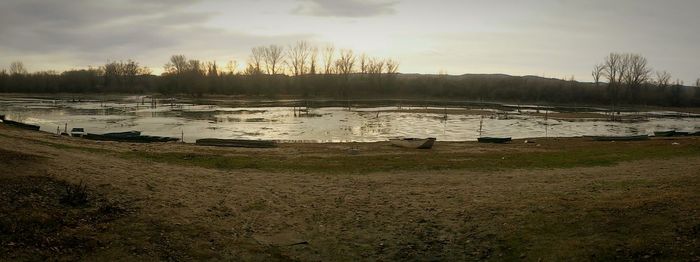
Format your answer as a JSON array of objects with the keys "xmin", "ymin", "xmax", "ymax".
[{"xmin": 389, "ymin": 137, "xmax": 436, "ymax": 149}]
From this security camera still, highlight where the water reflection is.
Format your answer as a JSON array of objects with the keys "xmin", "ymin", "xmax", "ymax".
[{"xmin": 1, "ymin": 95, "xmax": 699, "ymax": 143}]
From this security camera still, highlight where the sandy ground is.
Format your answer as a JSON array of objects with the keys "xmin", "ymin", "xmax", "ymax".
[{"xmin": 1, "ymin": 124, "xmax": 699, "ymax": 261}]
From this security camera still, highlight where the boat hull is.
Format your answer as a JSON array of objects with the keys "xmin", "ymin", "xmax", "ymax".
[
  {"xmin": 84, "ymin": 132, "xmax": 177, "ymax": 143},
  {"xmin": 1, "ymin": 119, "xmax": 40, "ymax": 131},
  {"xmin": 477, "ymin": 137, "xmax": 512, "ymax": 143},
  {"xmin": 389, "ymin": 138, "xmax": 436, "ymax": 149}
]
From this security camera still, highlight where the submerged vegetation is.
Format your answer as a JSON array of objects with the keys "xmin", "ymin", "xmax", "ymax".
[{"xmin": 1, "ymin": 43, "xmax": 699, "ymax": 107}]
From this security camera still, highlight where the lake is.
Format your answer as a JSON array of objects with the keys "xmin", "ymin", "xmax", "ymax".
[{"xmin": 1, "ymin": 94, "xmax": 699, "ymax": 143}]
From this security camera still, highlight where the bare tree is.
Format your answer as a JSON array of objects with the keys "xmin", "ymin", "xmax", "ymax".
[
  {"xmin": 603, "ymin": 53, "xmax": 620, "ymax": 85},
  {"xmin": 384, "ymin": 59, "xmax": 399, "ymax": 74},
  {"xmin": 226, "ymin": 60, "xmax": 238, "ymax": 75},
  {"xmin": 335, "ymin": 49, "xmax": 356, "ymax": 76},
  {"xmin": 359, "ymin": 53, "xmax": 368, "ymax": 74},
  {"xmin": 187, "ymin": 59, "xmax": 204, "ymax": 75},
  {"xmin": 164, "ymin": 55, "xmax": 188, "ymax": 74},
  {"xmin": 263, "ymin": 45, "xmax": 285, "ymax": 75},
  {"xmin": 605, "ymin": 54, "xmax": 631, "ymax": 93},
  {"xmin": 592, "ymin": 64, "xmax": 604, "ymax": 86},
  {"xmin": 322, "ymin": 44, "xmax": 335, "ymax": 74},
  {"xmin": 308, "ymin": 46, "xmax": 319, "ymax": 75},
  {"xmin": 623, "ymin": 54, "xmax": 651, "ymax": 89},
  {"xmin": 655, "ymin": 71, "xmax": 672, "ymax": 88},
  {"xmin": 287, "ymin": 41, "xmax": 311, "ymax": 76},
  {"xmin": 367, "ymin": 58, "xmax": 384, "ymax": 75},
  {"xmin": 9, "ymin": 61, "xmax": 28, "ymax": 75},
  {"xmin": 243, "ymin": 63, "xmax": 259, "ymax": 75},
  {"xmin": 622, "ymin": 54, "xmax": 651, "ymax": 104},
  {"xmin": 206, "ymin": 61, "xmax": 219, "ymax": 77},
  {"xmin": 250, "ymin": 47, "xmax": 265, "ymax": 74},
  {"xmin": 601, "ymin": 53, "xmax": 626, "ymax": 117}
]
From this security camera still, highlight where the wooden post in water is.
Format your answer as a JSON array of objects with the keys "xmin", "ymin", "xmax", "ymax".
[
  {"xmin": 544, "ymin": 110, "xmax": 549, "ymax": 138},
  {"xmin": 64, "ymin": 123, "xmax": 67, "ymax": 134},
  {"xmin": 478, "ymin": 115, "xmax": 484, "ymax": 138}
]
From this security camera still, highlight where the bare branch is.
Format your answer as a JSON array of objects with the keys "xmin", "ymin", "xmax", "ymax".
[
  {"xmin": 263, "ymin": 44, "xmax": 285, "ymax": 75},
  {"xmin": 655, "ymin": 71, "xmax": 672, "ymax": 88},
  {"xmin": 322, "ymin": 44, "xmax": 335, "ymax": 75},
  {"xmin": 286, "ymin": 41, "xmax": 311, "ymax": 76},
  {"xmin": 9, "ymin": 61, "xmax": 27, "ymax": 75},
  {"xmin": 334, "ymin": 49, "xmax": 356, "ymax": 76},
  {"xmin": 384, "ymin": 59, "xmax": 399, "ymax": 74}
]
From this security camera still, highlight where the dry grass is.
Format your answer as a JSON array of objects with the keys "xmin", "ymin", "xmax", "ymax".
[{"xmin": 0, "ymin": 124, "xmax": 698, "ymax": 260}]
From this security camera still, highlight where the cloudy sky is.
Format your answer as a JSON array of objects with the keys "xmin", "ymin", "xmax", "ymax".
[{"xmin": 0, "ymin": 0, "xmax": 698, "ymax": 82}]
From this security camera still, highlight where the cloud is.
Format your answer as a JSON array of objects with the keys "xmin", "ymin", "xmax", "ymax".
[
  {"xmin": 292, "ymin": 0, "xmax": 397, "ymax": 17},
  {"xmin": 0, "ymin": 0, "xmax": 308, "ymax": 72}
]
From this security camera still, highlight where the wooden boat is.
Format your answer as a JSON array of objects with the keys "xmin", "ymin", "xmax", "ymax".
[
  {"xmin": 654, "ymin": 130, "xmax": 676, "ymax": 137},
  {"xmin": 389, "ymin": 137, "xmax": 436, "ymax": 149},
  {"xmin": 1, "ymin": 119, "xmax": 41, "ymax": 131},
  {"xmin": 477, "ymin": 137, "xmax": 512, "ymax": 144},
  {"xmin": 84, "ymin": 131, "xmax": 177, "ymax": 143},
  {"xmin": 589, "ymin": 135, "xmax": 649, "ymax": 141},
  {"xmin": 196, "ymin": 138, "xmax": 277, "ymax": 148},
  {"xmin": 102, "ymin": 131, "xmax": 141, "ymax": 138}
]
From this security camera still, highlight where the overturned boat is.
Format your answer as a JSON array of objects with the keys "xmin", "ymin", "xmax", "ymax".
[
  {"xmin": 653, "ymin": 130, "xmax": 692, "ymax": 137},
  {"xmin": 389, "ymin": 137, "xmax": 436, "ymax": 149},
  {"xmin": 477, "ymin": 137, "xmax": 512, "ymax": 144},
  {"xmin": 0, "ymin": 118, "xmax": 41, "ymax": 131},
  {"xmin": 84, "ymin": 131, "xmax": 178, "ymax": 143},
  {"xmin": 654, "ymin": 130, "xmax": 677, "ymax": 137},
  {"xmin": 195, "ymin": 138, "xmax": 277, "ymax": 148}
]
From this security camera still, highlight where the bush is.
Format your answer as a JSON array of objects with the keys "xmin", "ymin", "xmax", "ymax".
[{"xmin": 60, "ymin": 181, "xmax": 88, "ymax": 206}]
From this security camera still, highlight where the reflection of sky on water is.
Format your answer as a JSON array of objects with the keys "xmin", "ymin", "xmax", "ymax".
[{"xmin": 1, "ymin": 95, "xmax": 699, "ymax": 143}]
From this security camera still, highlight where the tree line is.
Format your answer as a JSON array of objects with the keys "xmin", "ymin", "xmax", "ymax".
[
  {"xmin": 591, "ymin": 53, "xmax": 700, "ymax": 107},
  {"xmin": 0, "ymin": 46, "xmax": 699, "ymax": 107}
]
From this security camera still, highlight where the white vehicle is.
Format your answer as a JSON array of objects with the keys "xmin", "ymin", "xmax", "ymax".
[{"xmin": 70, "ymin": 128, "xmax": 87, "ymax": 137}]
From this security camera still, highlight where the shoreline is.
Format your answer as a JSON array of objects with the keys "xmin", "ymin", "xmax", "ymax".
[{"xmin": 3, "ymin": 92, "xmax": 700, "ymax": 114}]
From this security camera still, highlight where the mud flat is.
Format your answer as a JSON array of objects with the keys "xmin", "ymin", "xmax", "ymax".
[{"xmin": 1, "ymin": 124, "xmax": 699, "ymax": 260}]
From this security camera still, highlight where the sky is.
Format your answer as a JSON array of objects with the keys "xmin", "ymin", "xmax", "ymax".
[{"xmin": 0, "ymin": 0, "xmax": 698, "ymax": 83}]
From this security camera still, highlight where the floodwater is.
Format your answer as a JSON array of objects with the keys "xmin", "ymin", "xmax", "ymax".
[{"xmin": 1, "ymin": 95, "xmax": 699, "ymax": 143}]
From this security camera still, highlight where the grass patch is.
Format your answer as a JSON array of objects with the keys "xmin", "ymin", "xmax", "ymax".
[
  {"xmin": 29, "ymin": 139, "xmax": 111, "ymax": 154},
  {"xmin": 122, "ymin": 142, "xmax": 700, "ymax": 173},
  {"xmin": 0, "ymin": 132, "xmax": 110, "ymax": 154},
  {"xmin": 501, "ymin": 195, "xmax": 699, "ymax": 260}
]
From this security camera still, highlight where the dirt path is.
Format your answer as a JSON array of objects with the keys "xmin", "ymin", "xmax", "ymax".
[{"xmin": 1, "ymin": 125, "xmax": 699, "ymax": 261}]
